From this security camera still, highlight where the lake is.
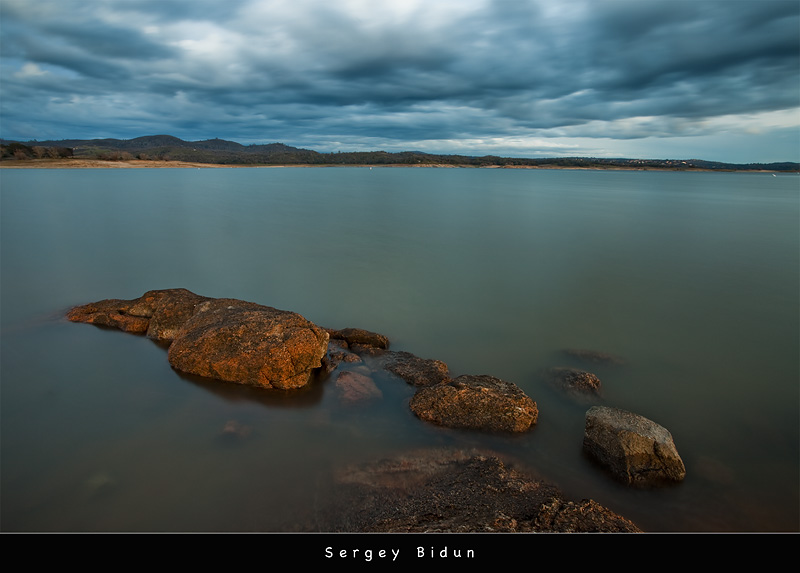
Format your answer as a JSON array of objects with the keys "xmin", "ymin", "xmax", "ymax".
[{"xmin": 1, "ymin": 166, "xmax": 797, "ymax": 532}]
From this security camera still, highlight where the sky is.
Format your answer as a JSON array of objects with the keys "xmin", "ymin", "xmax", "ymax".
[{"xmin": 1, "ymin": 0, "xmax": 798, "ymax": 163}]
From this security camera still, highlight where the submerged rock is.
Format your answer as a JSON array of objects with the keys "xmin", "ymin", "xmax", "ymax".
[
  {"xmin": 221, "ymin": 420, "xmax": 253, "ymax": 439},
  {"xmin": 68, "ymin": 289, "xmax": 329, "ymax": 390},
  {"xmin": 561, "ymin": 348, "xmax": 625, "ymax": 366},
  {"xmin": 335, "ymin": 371, "xmax": 383, "ymax": 404},
  {"xmin": 544, "ymin": 367, "xmax": 603, "ymax": 402},
  {"xmin": 322, "ymin": 338, "xmax": 362, "ymax": 373},
  {"xmin": 409, "ymin": 374, "xmax": 538, "ymax": 432},
  {"xmin": 583, "ymin": 406, "xmax": 686, "ymax": 486}
]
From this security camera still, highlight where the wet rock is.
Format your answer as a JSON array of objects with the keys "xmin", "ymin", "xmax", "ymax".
[
  {"xmin": 167, "ymin": 298, "xmax": 329, "ymax": 390},
  {"xmin": 544, "ymin": 367, "xmax": 602, "ymax": 401},
  {"xmin": 318, "ymin": 449, "xmax": 640, "ymax": 532},
  {"xmin": 327, "ymin": 327, "xmax": 389, "ymax": 350},
  {"xmin": 409, "ymin": 375, "xmax": 538, "ymax": 432},
  {"xmin": 384, "ymin": 351, "xmax": 450, "ymax": 387},
  {"xmin": 583, "ymin": 405, "xmax": 686, "ymax": 486},
  {"xmin": 335, "ymin": 371, "xmax": 383, "ymax": 404}
]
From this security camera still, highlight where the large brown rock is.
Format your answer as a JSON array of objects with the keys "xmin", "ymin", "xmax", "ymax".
[
  {"xmin": 68, "ymin": 289, "xmax": 329, "ymax": 390},
  {"xmin": 409, "ymin": 375, "xmax": 538, "ymax": 432},
  {"xmin": 583, "ymin": 406, "xmax": 686, "ymax": 486},
  {"xmin": 167, "ymin": 298, "xmax": 329, "ymax": 390}
]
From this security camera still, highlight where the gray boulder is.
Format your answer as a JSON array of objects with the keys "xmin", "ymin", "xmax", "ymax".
[{"xmin": 583, "ymin": 406, "xmax": 686, "ymax": 486}]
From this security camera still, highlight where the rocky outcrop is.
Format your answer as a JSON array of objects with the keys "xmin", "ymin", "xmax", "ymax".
[
  {"xmin": 67, "ymin": 289, "xmax": 329, "ymax": 390},
  {"xmin": 583, "ymin": 406, "xmax": 686, "ymax": 486},
  {"xmin": 544, "ymin": 367, "xmax": 602, "ymax": 402},
  {"xmin": 318, "ymin": 449, "xmax": 640, "ymax": 532},
  {"xmin": 409, "ymin": 375, "xmax": 538, "ymax": 432}
]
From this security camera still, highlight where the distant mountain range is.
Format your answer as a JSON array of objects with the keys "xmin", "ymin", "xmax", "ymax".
[{"xmin": 2, "ymin": 135, "xmax": 798, "ymax": 171}]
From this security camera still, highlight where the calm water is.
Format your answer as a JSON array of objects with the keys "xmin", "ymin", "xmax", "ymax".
[{"xmin": 1, "ymin": 167, "xmax": 797, "ymax": 532}]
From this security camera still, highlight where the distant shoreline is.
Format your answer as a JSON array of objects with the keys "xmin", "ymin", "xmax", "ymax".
[{"xmin": 0, "ymin": 158, "xmax": 792, "ymax": 173}]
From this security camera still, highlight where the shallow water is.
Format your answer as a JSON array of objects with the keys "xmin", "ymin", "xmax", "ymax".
[{"xmin": 1, "ymin": 167, "xmax": 797, "ymax": 532}]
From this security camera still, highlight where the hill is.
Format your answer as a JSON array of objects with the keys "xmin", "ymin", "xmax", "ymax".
[{"xmin": 1, "ymin": 135, "xmax": 797, "ymax": 171}]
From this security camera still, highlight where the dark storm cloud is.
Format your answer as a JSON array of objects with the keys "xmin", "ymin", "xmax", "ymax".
[{"xmin": 1, "ymin": 0, "xmax": 797, "ymax": 160}]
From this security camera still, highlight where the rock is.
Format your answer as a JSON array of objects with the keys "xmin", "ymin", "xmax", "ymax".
[
  {"xmin": 562, "ymin": 348, "xmax": 625, "ymax": 366},
  {"xmin": 143, "ymin": 288, "xmax": 210, "ymax": 342},
  {"xmin": 221, "ymin": 420, "xmax": 252, "ymax": 439},
  {"xmin": 384, "ymin": 351, "xmax": 450, "ymax": 387},
  {"xmin": 409, "ymin": 375, "xmax": 538, "ymax": 432},
  {"xmin": 68, "ymin": 289, "xmax": 330, "ymax": 390},
  {"xmin": 327, "ymin": 327, "xmax": 390, "ymax": 350},
  {"xmin": 544, "ymin": 367, "xmax": 602, "ymax": 401},
  {"xmin": 533, "ymin": 498, "xmax": 641, "ymax": 533},
  {"xmin": 583, "ymin": 406, "xmax": 686, "ymax": 486},
  {"xmin": 322, "ymin": 338, "xmax": 362, "ymax": 373},
  {"xmin": 167, "ymin": 298, "xmax": 329, "ymax": 390},
  {"xmin": 67, "ymin": 288, "xmax": 211, "ymax": 338},
  {"xmin": 317, "ymin": 449, "xmax": 640, "ymax": 532},
  {"xmin": 335, "ymin": 371, "xmax": 383, "ymax": 404},
  {"xmin": 66, "ymin": 297, "xmax": 151, "ymax": 334}
]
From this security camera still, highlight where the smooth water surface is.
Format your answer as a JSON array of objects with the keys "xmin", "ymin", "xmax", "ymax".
[{"xmin": 1, "ymin": 167, "xmax": 798, "ymax": 532}]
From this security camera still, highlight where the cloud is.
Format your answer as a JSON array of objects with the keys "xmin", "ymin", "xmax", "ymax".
[
  {"xmin": 1, "ymin": 0, "xmax": 798, "ymax": 161},
  {"xmin": 14, "ymin": 62, "xmax": 48, "ymax": 78}
]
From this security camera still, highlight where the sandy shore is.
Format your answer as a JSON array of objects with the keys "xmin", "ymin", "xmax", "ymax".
[{"xmin": 0, "ymin": 158, "xmax": 241, "ymax": 169}]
